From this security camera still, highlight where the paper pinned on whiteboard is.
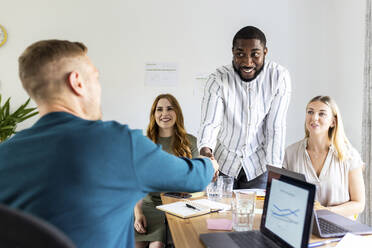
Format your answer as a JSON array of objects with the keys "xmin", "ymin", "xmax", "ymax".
[
  {"xmin": 145, "ymin": 62, "xmax": 178, "ymax": 86},
  {"xmin": 193, "ymin": 73, "xmax": 209, "ymax": 97}
]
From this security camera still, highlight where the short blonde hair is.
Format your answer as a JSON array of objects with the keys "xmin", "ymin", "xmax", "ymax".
[
  {"xmin": 305, "ymin": 95, "xmax": 350, "ymax": 161},
  {"xmin": 18, "ymin": 39, "xmax": 87, "ymax": 100}
]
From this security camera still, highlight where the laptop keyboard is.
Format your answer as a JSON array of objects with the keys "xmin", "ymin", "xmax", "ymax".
[
  {"xmin": 318, "ymin": 217, "xmax": 348, "ymax": 234},
  {"xmin": 228, "ymin": 231, "xmax": 279, "ymax": 248}
]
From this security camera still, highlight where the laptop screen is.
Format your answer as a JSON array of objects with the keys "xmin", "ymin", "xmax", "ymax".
[
  {"xmin": 265, "ymin": 178, "xmax": 309, "ymax": 247},
  {"xmin": 260, "ymin": 166, "xmax": 316, "ymax": 248}
]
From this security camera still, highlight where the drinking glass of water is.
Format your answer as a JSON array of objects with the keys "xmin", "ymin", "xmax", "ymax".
[
  {"xmin": 206, "ymin": 180, "xmax": 222, "ymax": 201},
  {"xmin": 219, "ymin": 175, "xmax": 234, "ymax": 198},
  {"xmin": 231, "ymin": 191, "xmax": 256, "ymax": 231}
]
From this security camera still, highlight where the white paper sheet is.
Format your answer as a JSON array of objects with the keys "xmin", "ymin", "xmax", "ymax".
[
  {"xmin": 335, "ymin": 233, "xmax": 370, "ymax": 247},
  {"xmin": 193, "ymin": 199, "xmax": 230, "ymax": 211},
  {"xmin": 145, "ymin": 62, "xmax": 178, "ymax": 86},
  {"xmin": 193, "ymin": 73, "xmax": 209, "ymax": 96},
  {"xmin": 233, "ymin": 188, "xmax": 266, "ymax": 197}
]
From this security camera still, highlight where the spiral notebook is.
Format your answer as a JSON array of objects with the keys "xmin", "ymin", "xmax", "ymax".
[{"xmin": 156, "ymin": 199, "xmax": 230, "ymax": 219}]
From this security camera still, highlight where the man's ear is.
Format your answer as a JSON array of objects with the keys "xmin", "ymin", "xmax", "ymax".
[
  {"xmin": 67, "ymin": 71, "xmax": 84, "ymax": 96},
  {"xmin": 264, "ymin": 47, "xmax": 268, "ymax": 56}
]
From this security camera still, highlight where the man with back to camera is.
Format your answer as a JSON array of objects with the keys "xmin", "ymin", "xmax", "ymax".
[
  {"xmin": 0, "ymin": 39, "xmax": 219, "ymax": 248},
  {"xmin": 198, "ymin": 26, "xmax": 291, "ymax": 189}
]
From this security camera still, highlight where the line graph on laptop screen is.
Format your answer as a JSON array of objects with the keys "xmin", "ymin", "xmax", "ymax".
[{"xmin": 265, "ymin": 178, "xmax": 309, "ymax": 248}]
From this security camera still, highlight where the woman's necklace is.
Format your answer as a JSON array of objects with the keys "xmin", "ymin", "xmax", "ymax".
[{"xmin": 306, "ymin": 147, "xmax": 329, "ymax": 177}]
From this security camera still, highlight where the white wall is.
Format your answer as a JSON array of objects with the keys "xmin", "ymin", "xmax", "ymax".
[
  {"xmin": 0, "ymin": 0, "xmax": 365, "ymax": 151},
  {"xmin": 286, "ymin": 0, "xmax": 365, "ymax": 150}
]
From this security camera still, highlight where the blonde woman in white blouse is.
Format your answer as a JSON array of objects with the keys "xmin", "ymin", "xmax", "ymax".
[{"xmin": 283, "ymin": 95, "xmax": 365, "ymax": 218}]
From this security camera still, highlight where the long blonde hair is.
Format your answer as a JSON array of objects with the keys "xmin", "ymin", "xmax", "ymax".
[
  {"xmin": 147, "ymin": 94, "xmax": 192, "ymax": 158},
  {"xmin": 305, "ymin": 95, "xmax": 350, "ymax": 161}
]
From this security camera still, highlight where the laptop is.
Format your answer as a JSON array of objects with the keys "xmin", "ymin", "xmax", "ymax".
[
  {"xmin": 269, "ymin": 166, "xmax": 372, "ymax": 238},
  {"xmin": 200, "ymin": 166, "xmax": 316, "ymax": 248},
  {"xmin": 312, "ymin": 209, "xmax": 372, "ymax": 238},
  {"xmin": 266, "ymin": 165, "xmax": 306, "ymax": 182}
]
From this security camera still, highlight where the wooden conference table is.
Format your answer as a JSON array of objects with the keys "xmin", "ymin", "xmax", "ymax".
[{"xmin": 160, "ymin": 194, "xmax": 372, "ymax": 248}]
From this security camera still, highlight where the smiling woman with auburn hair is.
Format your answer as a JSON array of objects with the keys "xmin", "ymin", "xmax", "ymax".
[
  {"xmin": 146, "ymin": 94, "xmax": 194, "ymax": 158},
  {"xmin": 133, "ymin": 93, "xmax": 198, "ymax": 248}
]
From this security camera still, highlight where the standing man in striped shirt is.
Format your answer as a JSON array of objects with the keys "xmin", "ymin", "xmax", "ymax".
[{"xmin": 198, "ymin": 26, "xmax": 291, "ymax": 189}]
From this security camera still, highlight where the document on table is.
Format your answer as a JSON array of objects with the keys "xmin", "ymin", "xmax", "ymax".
[
  {"xmin": 233, "ymin": 188, "xmax": 266, "ymax": 199},
  {"xmin": 335, "ymin": 233, "xmax": 370, "ymax": 247},
  {"xmin": 192, "ymin": 199, "xmax": 230, "ymax": 211}
]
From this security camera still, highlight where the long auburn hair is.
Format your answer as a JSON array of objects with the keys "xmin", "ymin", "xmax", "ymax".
[
  {"xmin": 305, "ymin": 95, "xmax": 350, "ymax": 161},
  {"xmin": 147, "ymin": 94, "xmax": 192, "ymax": 158}
]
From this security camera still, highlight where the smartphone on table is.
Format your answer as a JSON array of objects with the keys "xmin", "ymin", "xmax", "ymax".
[{"xmin": 163, "ymin": 192, "xmax": 192, "ymax": 199}]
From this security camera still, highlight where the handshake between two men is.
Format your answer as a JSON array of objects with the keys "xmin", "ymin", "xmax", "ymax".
[{"xmin": 199, "ymin": 147, "xmax": 219, "ymax": 182}]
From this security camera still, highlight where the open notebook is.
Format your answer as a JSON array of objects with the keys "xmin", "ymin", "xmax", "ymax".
[{"xmin": 156, "ymin": 199, "xmax": 230, "ymax": 218}]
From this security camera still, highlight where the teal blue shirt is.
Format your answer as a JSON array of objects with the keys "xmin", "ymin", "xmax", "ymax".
[{"xmin": 0, "ymin": 112, "xmax": 214, "ymax": 248}]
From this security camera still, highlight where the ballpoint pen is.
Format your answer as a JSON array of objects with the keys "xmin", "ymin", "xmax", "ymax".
[
  {"xmin": 308, "ymin": 238, "xmax": 342, "ymax": 248},
  {"xmin": 185, "ymin": 203, "xmax": 201, "ymax": 211}
]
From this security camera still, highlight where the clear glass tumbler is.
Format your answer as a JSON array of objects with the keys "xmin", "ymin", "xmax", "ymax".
[
  {"xmin": 206, "ymin": 180, "xmax": 222, "ymax": 201},
  {"xmin": 231, "ymin": 191, "xmax": 256, "ymax": 231},
  {"xmin": 219, "ymin": 175, "xmax": 234, "ymax": 198}
]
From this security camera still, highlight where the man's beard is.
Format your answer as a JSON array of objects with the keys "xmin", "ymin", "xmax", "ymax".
[{"xmin": 233, "ymin": 60, "xmax": 265, "ymax": 82}]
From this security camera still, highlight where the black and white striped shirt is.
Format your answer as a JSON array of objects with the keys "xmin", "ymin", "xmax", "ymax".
[{"xmin": 198, "ymin": 61, "xmax": 291, "ymax": 180}]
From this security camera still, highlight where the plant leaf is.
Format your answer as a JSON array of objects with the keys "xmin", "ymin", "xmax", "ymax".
[{"xmin": 0, "ymin": 94, "xmax": 38, "ymax": 142}]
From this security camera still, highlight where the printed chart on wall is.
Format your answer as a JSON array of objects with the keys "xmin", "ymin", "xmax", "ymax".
[
  {"xmin": 144, "ymin": 62, "xmax": 178, "ymax": 86},
  {"xmin": 193, "ymin": 73, "xmax": 209, "ymax": 98},
  {"xmin": 265, "ymin": 178, "xmax": 309, "ymax": 247}
]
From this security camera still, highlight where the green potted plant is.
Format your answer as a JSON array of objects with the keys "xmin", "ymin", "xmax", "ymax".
[{"xmin": 0, "ymin": 94, "xmax": 39, "ymax": 142}]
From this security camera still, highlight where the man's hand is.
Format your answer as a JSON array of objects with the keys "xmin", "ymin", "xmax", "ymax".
[
  {"xmin": 134, "ymin": 214, "xmax": 147, "ymax": 234},
  {"xmin": 200, "ymin": 147, "xmax": 214, "ymax": 159},
  {"xmin": 210, "ymin": 158, "xmax": 219, "ymax": 182},
  {"xmin": 199, "ymin": 147, "xmax": 219, "ymax": 181}
]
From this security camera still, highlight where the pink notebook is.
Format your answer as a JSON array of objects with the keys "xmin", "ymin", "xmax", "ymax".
[{"xmin": 207, "ymin": 218, "xmax": 233, "ymax": 231}]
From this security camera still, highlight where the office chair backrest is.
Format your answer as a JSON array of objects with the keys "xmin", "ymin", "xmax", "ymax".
[{"xmin": 0, "ymin": 204, "xmax": 76, "ymax": 248}]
